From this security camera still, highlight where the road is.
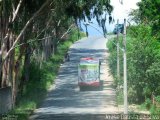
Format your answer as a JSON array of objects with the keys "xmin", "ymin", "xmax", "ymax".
[{"xmin": 30, "ymin": 36, "xmax": 118, "ymax": 120}]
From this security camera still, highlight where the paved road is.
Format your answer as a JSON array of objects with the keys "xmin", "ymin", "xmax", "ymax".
[{"xmin": 30, "ymin": 36, "xmax": 118, "ymax": 120}]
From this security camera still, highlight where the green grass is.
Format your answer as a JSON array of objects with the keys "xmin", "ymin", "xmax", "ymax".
[
  {"xmin": 116, "ymin": 90, "xmax": 124, "ymax": 105},
  {"xmin": 11, "ymin": 29, "xmax": 86, "ymax": 120}
]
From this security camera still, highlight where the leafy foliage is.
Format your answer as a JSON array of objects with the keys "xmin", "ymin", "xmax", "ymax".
[
  {"xmin": 133, "ymin": 0, "xmax": 160, "ymax": 39},
  {"xmin": 108, "ymin": 25, "xmax": 160, "ymax": 104},
  {"xmin": 13, "ymin": 29, "xmax": 85, "ymax": 119}
]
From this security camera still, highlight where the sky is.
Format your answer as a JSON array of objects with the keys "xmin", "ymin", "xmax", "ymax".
[{"xmin": 81, "ymin": 0, "xmax": 141, "ymax": 36}]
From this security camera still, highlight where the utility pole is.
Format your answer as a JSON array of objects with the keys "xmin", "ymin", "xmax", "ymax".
[
  {"xmin": 117, "ymin": 19, "xmax": 120, "ymax": 81},
  {"xmin": 84, "ymin": 23, "xmax": 88, "ymax": 37},
  {"xmin": 123, "ymin": 19, "xmax": 128, "ymax": 114}
]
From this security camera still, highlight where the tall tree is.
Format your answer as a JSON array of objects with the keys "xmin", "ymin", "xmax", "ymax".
[
  {"xmin": 0, "ymin": 0, "xmax": 114, "ymax": 106},
  {"xmin": 137, "ymin": 0, "xmax": 160, "ymax": 38}
]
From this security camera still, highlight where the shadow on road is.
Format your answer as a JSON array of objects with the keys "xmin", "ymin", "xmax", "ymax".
[
  {"xmin": 69, "ymin": 48, "xmax": 108, "ymax": 62},
  {"xmin": 30, "ymin": 47, "xmax": 117, "ymax": 120},
  {"xmin": 31, "ymin": 114, "xmax": 108, "ymax": 120}
]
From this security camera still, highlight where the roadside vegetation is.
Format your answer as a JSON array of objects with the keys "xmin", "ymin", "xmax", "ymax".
[
  {"xmin": 107, "ymin": 0, "xmax": 160, "ymax": 114},
  {"xmin": 0, "ymin": 0, "xmax": 113, "ymax": 98},
  {"xmin": 0, "ymin": 0, "xmax": 114, "ymax": 117},
  {"xmin": 11, "ymin": 30, "xmax": 85, "ymax": 119}
]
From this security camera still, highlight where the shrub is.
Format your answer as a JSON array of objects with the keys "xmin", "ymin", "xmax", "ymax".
[{"xmin": 107, "ymin": 24, "xmax": 160, "ymax": 104}]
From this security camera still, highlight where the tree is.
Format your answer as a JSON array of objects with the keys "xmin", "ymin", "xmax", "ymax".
[
  {"xmin": 0, "ymin": 0, "xmax": 114, "ymax": 107},
  {"xmin": 137, "ymin": 0, "xmax": 160, "ymax": 38}
]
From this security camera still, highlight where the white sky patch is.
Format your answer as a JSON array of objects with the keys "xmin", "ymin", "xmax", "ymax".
[
  {"xmin": 111, "ymin": 0, "xmax": 141, "ymax": 23},
  {"xmin": 81, "ymin": 0, "xmax": 141, "ymax": 36}
]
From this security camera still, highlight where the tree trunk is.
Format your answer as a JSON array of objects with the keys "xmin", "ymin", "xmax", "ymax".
[
  {"xmin": 53, "ymin": 38, "xmax": 58, "ymax": 54},
  {"xmin": 8, "ymin": 32, "xmax": 15, "ymax": 87},
  {"xmin": 24, "ymin": 46, "xmax": 31, "ymax": 83},
  {"xmin": 1, "ymin": 60, "xmax": 8, "ymax": 88},
  {"xmin": 42, "ymin": 32, "xmax": 52, "ymax": 60},
  {"xmin": 1, "ymin": 31, "xmax": 10, "ymax": 88},
  {"xmin": 3, "ymin": 0, "xmax": 51, "ymax": 65},
  {"xmin": 1, "ymin": 29, "xmax": 15, "ymax": 88},
  {"xmin": 12, "ymin": 39, "xmax": 25, "ymax": 106},
  {"xmin": 13, "ymin": 61, "xmax": 19, "ymax": 106},
  {"xmin": 53, "ymin": 26, "xmax": 59, "ymax": 54},
  {"xmin": 19, "ymin": 44, "xmax": 31, "ymax": 96}
]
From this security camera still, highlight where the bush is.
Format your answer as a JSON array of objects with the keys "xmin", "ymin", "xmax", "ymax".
[
  {"xmin": 144, "ymin": 98, "xmax": 152, "ymax": 110},
  {"xmin": 107, "ymin": 25, "xmax": 160, "ymax": 104},
  {"xmin": 150, "ymin": 104, "xmax": 156, "ymax": 114}
]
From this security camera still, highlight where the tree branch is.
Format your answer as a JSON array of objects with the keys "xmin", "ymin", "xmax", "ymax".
[
  {"xmin": 56, "ymin": 24, "xmax": 74, "ymax": 45},
  {"xmin": 57, "ymin": 20, "xmax": 61, "ymax": 27},
  {"xmin": 14, "ymin": 24, "xmax": 75, "ymax": 49},
  {"xmin": 12, "ymin": 2, "xmax": 16, "ymax": 14},
  {"xmin": 12, "ymin": 17, "xmax": 54, "ymax": 50},
  {"xmin": 60, "ymin": 24, "xmax": 74, "ymax": 39},
  {"xmin": 13, "ymin": 36, "xmax": 53, "ymax": 49},
  {"xmin": 12, "ymin": 0, "xmax": 23, "ymax": 22},
  {"xmin": 3, "ymin": 0, "xmax": 51, "ymax": 62}
]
